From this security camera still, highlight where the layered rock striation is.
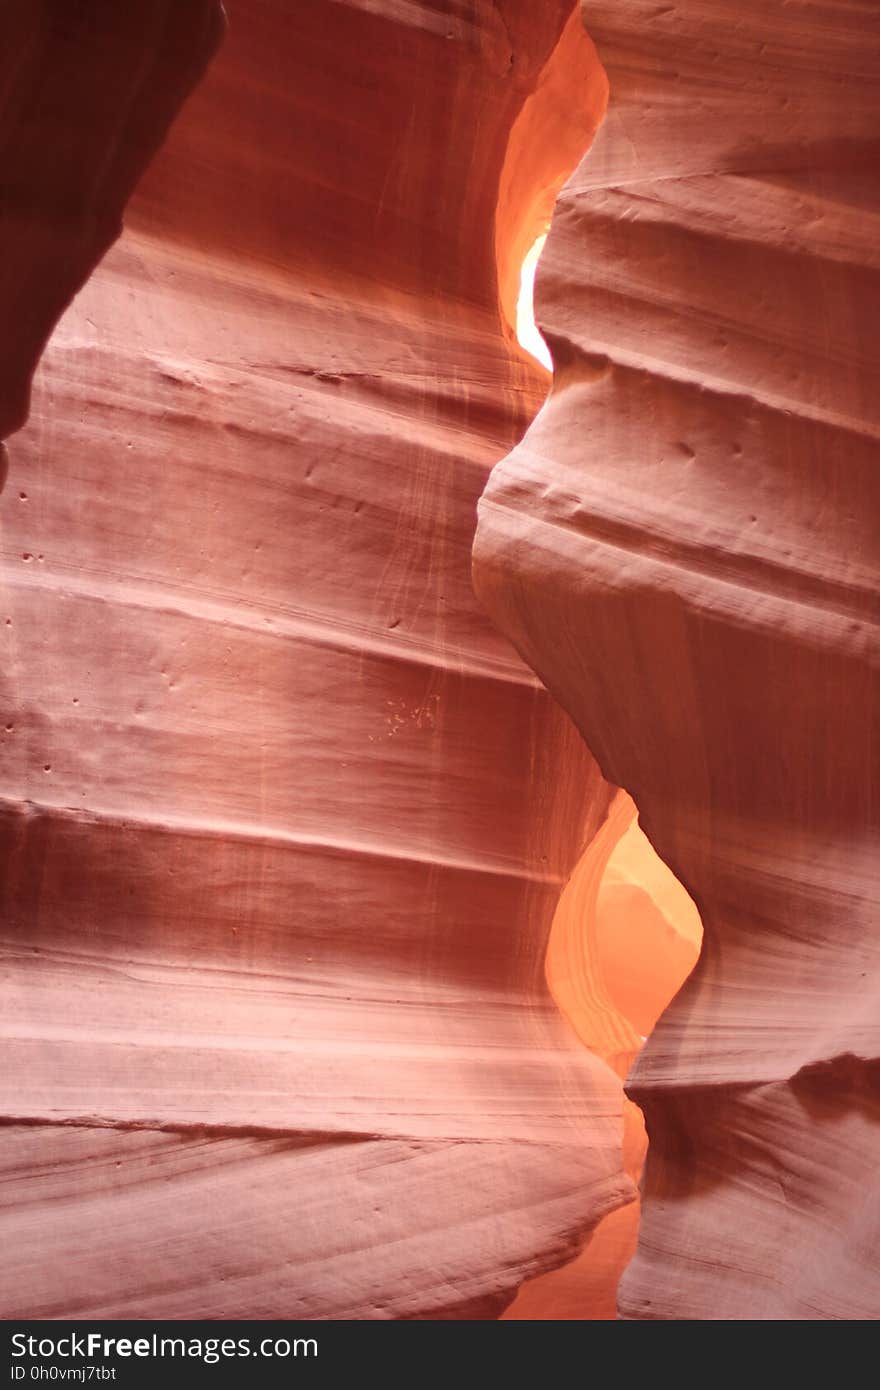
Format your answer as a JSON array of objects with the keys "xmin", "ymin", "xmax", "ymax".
[
  {"xmin": 475, "ymin": 0, "xmax": 880, "ymax": 1321},
  {"xmin": 0, "ymin": 1, "xmax": 639, "ymax": 1319},
  {"xmin": 6, "ymin": 0, "xmax": 868, "ymax": 1323}
]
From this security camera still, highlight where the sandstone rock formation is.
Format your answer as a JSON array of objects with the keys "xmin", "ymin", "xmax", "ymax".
[
  {"xmin": 5, "ymin": 0, "xmax": 871, "ymax": 1324},
  {"xmin": 0, "ymin": 0, "xmax": 644, "ymax": 1320},
  {"xmin": 475, "ymin": 0, "xmax": 880, "ymax": 1321}
]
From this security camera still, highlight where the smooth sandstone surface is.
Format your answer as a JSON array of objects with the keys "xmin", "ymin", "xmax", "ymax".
[
  {"xmin": 475, "ymin": 0, "xmax": 880, "ymax": 1320},
  {"xmin": 0, "ymin": 0, "xmax": 648, "ymax": 1320},
  {"xmin": 4, "ymin": 0, "xmax": 873, "ymax": 1323}
]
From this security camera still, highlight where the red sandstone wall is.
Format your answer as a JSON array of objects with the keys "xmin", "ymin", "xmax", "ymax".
[
  {"xmin": 4, "ymin": 0, "xmax": 873, "ymax": 1324},
  {"xmin": 475, "ymin": 0, "xmax": 880, "ymax": 1321},
  {"xmin": 0, "ymin": 1, "xmax": 632, "ymax": 1319}
]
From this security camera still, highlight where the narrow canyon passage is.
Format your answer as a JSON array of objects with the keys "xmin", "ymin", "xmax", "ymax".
[
  {"xmin": 494, "ymin": 32, "xmax": 706, "ymax": 1319},
  {"xmin": 475, "ymin": 0, "xmax": 880, "ymax": 1323},
  {"xmin": 0, "ymin": 0, "xmax": 665, "ymax": 1321},
  {"xmin": 505, "ymin": 225, "xmax": 705, "ymax": 1317},
  {"xmin": 504, "ymin": 791, "xmax": 702, "ymax": 1318},
  {"xmin": 2, "ymin": 0, "xmax": 875, "ymax": 1326}
]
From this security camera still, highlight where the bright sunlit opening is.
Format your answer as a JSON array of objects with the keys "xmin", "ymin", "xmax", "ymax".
[{"xmin": 516, "ymin": 232, "xmax": 552, "ymax": 371}]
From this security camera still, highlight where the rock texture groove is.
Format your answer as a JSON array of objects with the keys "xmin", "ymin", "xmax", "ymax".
[
  {"xmin": 474, "ymin": 0, "xmax": 880, "ymax": 1321},
  {"xmin": 4, "ymin": 0, "xmax": 875, "ymax": 1323},
  {"xmin": 0, "ymin": 0, "xmax": 639, "ymax": 1319}
]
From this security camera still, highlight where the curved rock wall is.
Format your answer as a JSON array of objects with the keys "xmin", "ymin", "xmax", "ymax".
[
  {"xmin": 0, "ymin": 1, "xmax": 635, "ymax": 1319},
  {"xmin": 7, "ymin": 0, "xmax": 868, "ymax": 1324},
  {"xmin": 474, "ymin": 0, "xmax": 880, "ymax": 1320}
]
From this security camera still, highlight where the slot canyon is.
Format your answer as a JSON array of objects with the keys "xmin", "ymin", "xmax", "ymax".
[{"xmin": 0, "ymin": 0, "xmax": 877, "ymax": 1322}]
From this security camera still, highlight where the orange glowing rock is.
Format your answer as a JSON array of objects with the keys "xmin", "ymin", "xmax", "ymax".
[{"xmin": 504, "ymin": 795, "xmax": 700, "ymax": 1319}]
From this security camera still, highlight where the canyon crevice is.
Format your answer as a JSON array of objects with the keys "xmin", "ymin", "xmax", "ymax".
[
  {"xmin": 474, "ymin": 0, "xmax": 880, "ymax": 1320},
  {"xmin": 0, "ymin": 0, "xmax": 639, "ymax": 1320},
  {"xmin": 1, "ymin": 0, "xmax": 877, "ymax": 1322}
]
